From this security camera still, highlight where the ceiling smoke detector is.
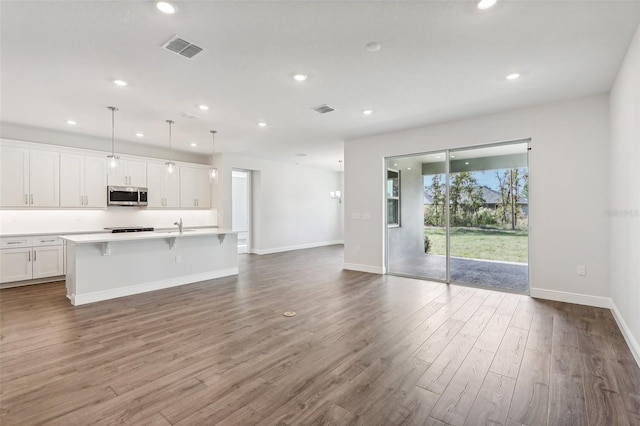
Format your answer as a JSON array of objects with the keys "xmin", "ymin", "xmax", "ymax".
[
  {"xmin": 162, "ymin": 35, "xmax": 204, "ymax": 59},
  {"xmin": 312, "ymin": 104, "xmax": 336, "ymax": 114}
]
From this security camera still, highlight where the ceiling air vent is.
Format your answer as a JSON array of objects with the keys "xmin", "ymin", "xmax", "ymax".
[
  {"xmin": 312, "ymin": 104, "xmax": 336, "ymax": 114},
  {"xmin": 162, "ymin": 35, "xmax": 204, "ymax": 59}
]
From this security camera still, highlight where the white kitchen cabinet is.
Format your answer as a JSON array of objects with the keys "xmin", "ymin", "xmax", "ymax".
[
  {"xmin": 29, "ymin": 150, "xmax": 60, "ymax": 207},
  {"xmin": 0, "ymin": 248, "xmax": 32, "ymax": 282},
  {"xmin": 0, "ymin": 147, "xmax": 59, "ymax": 207},
  {"xmin": 0, "ymin": 236, "xmax": 64, "ymax": 284},
  {"xmin": 60, "ymin": 153, "xmax": 107, "ymax": 207},
  {"xmin": 0, "ymin": 146, "xmax": 29, "ymax": 207},
  {"xmin": 108, "ymin": 159, "xmax": 147, "ymax": 187},
  {"xmin": 32, "ymin": 245, "xmax": 64, "ymax": 279},
  {"xmin": 180, "ymin": 166, "xmax": 211, "ymax": 208},
  {"xmin": 147, "ymin": 163, "xmax": 180, "ymax": 208}
]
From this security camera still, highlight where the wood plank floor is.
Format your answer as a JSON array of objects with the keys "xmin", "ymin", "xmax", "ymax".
[{"xmin": 1, "ymin": 245, "xmax": 638, "ymax": 425}]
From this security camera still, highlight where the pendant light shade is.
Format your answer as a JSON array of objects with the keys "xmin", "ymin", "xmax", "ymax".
[
  {"xmin": 165, "ymin": 119, "xmax": 176, "ymax": 175},
  {"xmin": 107, "ymin": 106, "xmax": 120, "ymax": 170},
  {"xmin": 209, "ymin": 130, "xmax": 218, "ymax": 183}
]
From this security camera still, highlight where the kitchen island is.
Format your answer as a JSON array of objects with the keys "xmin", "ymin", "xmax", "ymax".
[{"xmin": 60, "ymin": 228, "xmax": 238, "ymax": 305}]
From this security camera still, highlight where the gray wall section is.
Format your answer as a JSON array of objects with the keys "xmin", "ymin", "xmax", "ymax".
[{"xmin": 388, "ymin": 158, "xmax": 425, "ymax": 266}]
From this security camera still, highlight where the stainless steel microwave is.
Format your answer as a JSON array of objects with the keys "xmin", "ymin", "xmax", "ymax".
[{"xmin": 108, "ymin": 186, "xmax": 148, "ymax": 206}]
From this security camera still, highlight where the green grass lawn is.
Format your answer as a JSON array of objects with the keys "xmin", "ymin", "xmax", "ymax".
[{"xmin": 425, "ymin": 226, "xmax": 528, "ymax": 263}]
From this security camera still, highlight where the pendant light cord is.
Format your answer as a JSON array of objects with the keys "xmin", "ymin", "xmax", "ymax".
[
  {"xmin": 166, "ymin": 120, "xmax": 174, "ymax": 161},
  {"xmin": 108, "ymin": 106, "xmax": 118, "ymax": 156},
  {"xmin": 210, "ymin": 130, "xmax": 217, "ymax": 161}
]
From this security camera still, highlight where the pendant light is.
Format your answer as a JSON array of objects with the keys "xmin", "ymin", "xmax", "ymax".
[
  {"xmin": 330, "ymin": 160, "xmax": 343, "ymax": 203},
  {"xmin": 209, "ymin": 130, "xmax": 218, "ymax": 183},
  {"xmin": 165, "ymin": 119, "xmax": 175, "ymax": 175},
  {"xmin": 106, "ymin": 106, "xmax": 120, "ymax": 169}
]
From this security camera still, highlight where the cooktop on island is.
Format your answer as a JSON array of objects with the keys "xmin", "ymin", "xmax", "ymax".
[{"xmin": 104, "ymin": 227, "xmax": 154, "ymax": 233}]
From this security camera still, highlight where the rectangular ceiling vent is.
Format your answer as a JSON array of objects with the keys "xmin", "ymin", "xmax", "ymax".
[
  {"xmin": 179, "ymin": 112, "xmax": 198, "ymax": 120},
  {"xmin": 312, "ymin": 104, "xmax": 336, "ymax": 114},
  {"xmin": 162, "ymin": 35, "xmax": 204, "ymax": 59}
]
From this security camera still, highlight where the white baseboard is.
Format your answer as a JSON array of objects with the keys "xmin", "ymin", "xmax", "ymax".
[
  {"xmin": 531, "ymin": 287, "xmax": 640, "ymax": 368},
  {"xmin": 529, "ymin": 287, "xmax": 611, "ymax": 308},
  {"xmin": 343, "ymin": 263, "xmax": 385, "ymax": 274},
  {"xmin": 69, "ymin": 267, "xmax": 239, "ymax": 306},
  {"xmin": 253, "ymin": 240, "xmax": 344, "ymax": 255},
  {"xmin": 610, "ymin": 299, "xmax": 640, "ymax": 368}
]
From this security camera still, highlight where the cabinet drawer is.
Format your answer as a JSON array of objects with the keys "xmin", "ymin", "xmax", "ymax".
[
  {"xmin": 33, "ymin": 236, "xmax": 63, "ymax": 247},
  {"xmin": 1, "ymin": 237, "xmax": 32, "ymax": 248}
]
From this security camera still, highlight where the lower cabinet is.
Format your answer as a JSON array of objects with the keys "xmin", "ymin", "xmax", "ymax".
[{"xmin": 0, "ymin": 237, "xmax": 64, "ymax": 284}]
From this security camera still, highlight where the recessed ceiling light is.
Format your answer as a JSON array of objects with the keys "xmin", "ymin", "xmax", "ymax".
[
  {"xmin": 436, "ymin": 155, "xmax": 441, "ymax": 159},
  {"xmin": 366, "ymin": 42, "xmax": 381, "ymax": 52},
  {"xmin": 198, "ymin": 105, "xmax": 209, "ymax": 111},
  {"xmin": 156, "ymin": 1, "xmax": 176, "ymax": 14},
  {"xmin": 362, "ymin": 109, "xmax": 373, "ymax": 115},
  {"xmin": 451, "ymin": 155, "xmax": 456, "ymax": 158},
  {"xmin": 66, "ymin": 120, "xmax": 76, "ymax": 125},
  {"xmin": 465, "ymin": 161, "xmax": 470, "ymax": 165},
  {"xmin": 190, "ymin": 142, "xmax": 197, "ymax": 147},
  {"xmin": 113, "ymin": 79, "xmax": 127, "ymax": 87},
  {"xmin": 407, "ymin": 167, "xmax": 411, "ymax": 170},
  {"xmin": 506, "ymin": 73, "xmax": 521, "ymax": 80},
  {"xmin": 477, "ymin": 0, "xmax": 497, "ymax": 10},
  {"xmin": 135, "ymin": 132, "xmax": 144, "ymax": 137},
  {"xmin": 393, "ymin": 163, "xmax": 398, "ymax": 166},
  {"xmin": 258, "ymin": 122, "xmax": 267, "ymax": 127},
  {"xmin": 293, "ymin": 73, "xmax": 308, "ymax": 82}
]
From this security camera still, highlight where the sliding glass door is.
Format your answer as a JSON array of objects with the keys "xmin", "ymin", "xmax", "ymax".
[{"xmin": 386, "ymin": 140, "xmax": 529, "ymax": 293}]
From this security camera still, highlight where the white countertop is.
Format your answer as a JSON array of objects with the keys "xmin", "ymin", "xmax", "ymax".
[{"xmin": 60, "ymin": 228, "xmax": 238, "ymax": 244}]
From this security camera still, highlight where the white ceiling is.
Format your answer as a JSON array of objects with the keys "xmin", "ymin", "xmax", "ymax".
[{"xmin": 2, "ymin": 1, "xmax": 639, "ymax": 171}]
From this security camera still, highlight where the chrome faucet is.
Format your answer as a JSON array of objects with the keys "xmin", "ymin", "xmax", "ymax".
[{"xmin": 174, "ymin": 218, "xmax": 183, "ymax": 234}]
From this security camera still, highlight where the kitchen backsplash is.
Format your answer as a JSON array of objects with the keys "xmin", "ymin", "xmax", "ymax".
[{"xmin": 0, "ymin": 208, "xmax": 218, "ymax": 235}]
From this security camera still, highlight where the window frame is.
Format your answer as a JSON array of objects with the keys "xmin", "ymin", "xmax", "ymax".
[{"xmin": 387, "ymin": 168, "xmax": 401, "ymax": 228}]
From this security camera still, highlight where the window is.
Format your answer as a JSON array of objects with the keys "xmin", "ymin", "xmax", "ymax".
[{"xmin": 387, "ymin": 169, "xmax": 400, "ymax": 227}]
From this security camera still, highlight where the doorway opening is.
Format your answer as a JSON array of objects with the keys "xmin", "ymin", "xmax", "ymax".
[
  {"xmin": 232, "ymin": 169, "xmax": 251, "ymax": 254},
  {"xmin": 386, "ymin": 140, "xmax": 529, "ymax": 293}
]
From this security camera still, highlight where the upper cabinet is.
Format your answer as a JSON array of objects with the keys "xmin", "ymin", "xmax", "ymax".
[
  {"xmin": 1, "ymin": 141, "xmax": 213, "ymax": 211},
  {"xmin": 1, "ymin": 146, "xmax": 59, "ymax": 207},
  {"xmin": 146, "ymin": 163, "xmax": 180, "ymax": 208},
  {"xmin": 60, "ymin": 153, "xmax": 107, "ymax": 208},
  {"xmin": 107, "ymin": 159, "xmax": 147, "ymax": 187},
  {"xmin": 179, "ymin": 166, "xmax": 211, "ymax": 208}
]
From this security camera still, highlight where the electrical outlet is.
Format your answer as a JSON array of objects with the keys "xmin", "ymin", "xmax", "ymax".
[
  {"xmin": 577, "ymin": 265, "xmax": 586, "ymax": 276},
  {"xmin": 175, "ymin": 255, "xmax": 182, "ymax": 263}
]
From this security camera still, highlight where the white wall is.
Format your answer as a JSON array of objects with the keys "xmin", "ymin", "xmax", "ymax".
[
  {"xmin": 610, "ymin": 24, "xmax": 640, "ymax": 362},
  {"xmin": 213, "ymin": 153, "xmax": 344, "ymax": 254},
  {"xmin": 0, "ymin": 122, "xmax": 210, "ymax": 164},
  {"xmin": 345, "ymin": 93, "xmax": 611, "ymax": 305},
  {"xmin": 0, "ymin": 208, "xmax": 217, "ymax": 235}
]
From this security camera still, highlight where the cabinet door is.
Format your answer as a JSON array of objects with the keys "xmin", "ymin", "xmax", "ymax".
[
  {"xmin": 127, "ymin": 160, "xmax": 147, "ymax": 187},
  {"xmin": 30, "ymin": 150, "xmax": 60, "ymax": 207},
  {"xmin": 0, "ymin": 146, "xmax": 29, "ymax": 207},
  {"xmin": 84, "ymin": 156, "xmax": 107, "ymax": 207},
  {"xmin": 32, "ymin": 246, "xmax": 64, "ymax": 279},
  {"xmin": 146, "ymin": 163, "xmax": 165, "ymax": 208},
  {"xmin": 164, "ymin": 170, "xmax": 180, "ymax": 208},
  {"xmin": 195, "ymin": 168, "xmax": 211, "ymax": 208},
  {"xmin": 60, "ymin": 153, "xmax": 84, "ymax": 207},
  {"xmin": 179, "ymin": 166, "xmax": 197, "ymax": 208},
  {"xmin": 107, "ymin": 162, "xmax": 126, "ymax": 186},
  {"xmin": 0, "ymin": 248, "xmax": 32, "ymax": 283}
]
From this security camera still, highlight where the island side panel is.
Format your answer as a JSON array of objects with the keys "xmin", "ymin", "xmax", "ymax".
[{"xmin": 70, "ymin": 234, "xmax": 238, "ymax": 305}]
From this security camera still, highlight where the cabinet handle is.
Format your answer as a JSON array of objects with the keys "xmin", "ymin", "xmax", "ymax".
[
  {"xmin": 81, "ymin": 195, "xmax": 84, "ymax": 205},
  {"xmin": 85, "ymin": 195, "xmax": 88, "ymax": 205},
  {"xmin": 30, "ymin": 194, "xmax": 34, "ymax": 205},
  {"xmin": 28, "ymin": 251, "xmax": 30, "ymax": 262},
  {"xmin": 6, "ymin": 241, "xmax": 21, "ymax": 245},
  {"xmin": 40, "ymin": 239, "xmax": 56, "ymax": 242},
  {"xmin": 34, "ymin": 250, "xmax": 37, "ymax": 262},
  {"xmin": 24, "ymin": 194, "xmax": 28, "ymax": 204}
]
